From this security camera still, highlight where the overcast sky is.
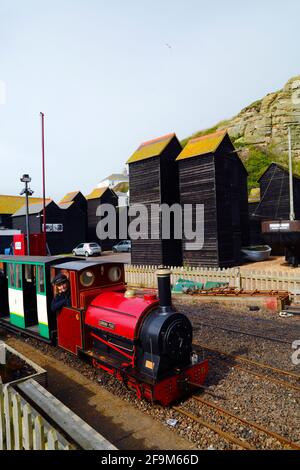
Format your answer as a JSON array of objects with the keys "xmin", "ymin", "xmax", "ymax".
[{"xmin": 0, "ymin": 0, "xmax": 299, "ymax": 200}]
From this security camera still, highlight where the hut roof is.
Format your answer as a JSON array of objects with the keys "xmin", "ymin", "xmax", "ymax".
[
  {"xmin": 258, "ymin": 162, "xmax": 300, "ymax": 181},
  {"xmin": 86, "ymin": 186, "xmax": 117, "ymax": 201},
  {"xmin": 248, "ymin": 187, "xmax": 260, "ymax": 203},
  {"xmin": 113, "ymin": 182, "xmax": 129, "ymax": 193},
  {"xmin": 58, "ymin": 201, "xmax": 74, "ymax": 209},
  {"xmin": 126, "ymin": 133, "xmax": 176, "ymax": 164},
  {"xmin": 59, "ymin": 191, "xmax": 81, "ymax": 204},
  {"xmin": 0, "ymin": 195, "xmax": 46, "ymax": 215},
  {"xmin": 12, "ymin": 200, "xmax": 53, "ymax": 217},
  {"xmin": 176, "ymin": 130, "xmax": 228, "ymax": 160}
]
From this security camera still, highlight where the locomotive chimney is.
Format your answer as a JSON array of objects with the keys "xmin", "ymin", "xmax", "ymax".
[{"xmin": 156, "ymin": 269, "xmax": 172, "ymax": 313}]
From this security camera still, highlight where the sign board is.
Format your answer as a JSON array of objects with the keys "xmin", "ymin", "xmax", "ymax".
[
  {"xmin": 269, "ymin": 223, "xmax": 290, "ymax": 231},
  {"xmin": 42, "ymin": 224, "xmax": 63, "ymax": 233}
]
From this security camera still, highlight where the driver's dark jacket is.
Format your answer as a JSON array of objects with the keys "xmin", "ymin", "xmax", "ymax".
[{"xmin": 51, "ymin": 291, "xmax": 71, "ymax": 313}]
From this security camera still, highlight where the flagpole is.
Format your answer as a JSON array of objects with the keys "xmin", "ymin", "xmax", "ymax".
[{"xmin": 40, "ymin": 112, "xmax": 47, "ymax": 254}]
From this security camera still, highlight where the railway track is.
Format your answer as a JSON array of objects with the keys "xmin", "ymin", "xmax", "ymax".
[
  {"xmin": 173, "ymin": 396, "xmax": 300, "ymax": 450},
  {"xmin": 196, "ymin": 343, "xmax": 300, "ymax": 382},
  {"xmin": 195, "ymin": 321, "xmax": 300, "ymax": 346}
]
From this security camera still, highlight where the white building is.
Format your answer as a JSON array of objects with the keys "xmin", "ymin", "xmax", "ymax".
[{"xmin": 97, "ymin": 173, "xmax": 129, "ymax": 189}]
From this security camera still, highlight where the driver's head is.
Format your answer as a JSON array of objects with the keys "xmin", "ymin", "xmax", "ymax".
[{"xmin": 52, "ymin": 274, "xmax": 69, "ymax": 294}]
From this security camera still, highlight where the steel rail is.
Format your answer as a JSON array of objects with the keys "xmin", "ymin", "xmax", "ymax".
[
  {"xmin": 192, "ymin": 395, "xmax": 300, "ymax": 450},
  {"xmin": 196, "ymin": 343, "xmax": 300, "ymax": 380},
  {"xmin": 232, "ymin": 364, "xmax": 300, "ymax": 392},
  {"xmin": 172, "ymin": 406, "xmax": 254, "ymax": 450},
  {"xmin": 196, "ymin": 321, "xmax": 297, "ymax": 346}
]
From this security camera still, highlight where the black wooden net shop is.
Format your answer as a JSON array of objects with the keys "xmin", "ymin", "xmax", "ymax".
[
  {"xmin": 86, "ymin": 187, "xmax": 118, "ymax": 251},
  {"xmin": 127, "ymin": 133, "xmax": 182, "ymax": 266},
  {"xmin": 176, "ymin": 130, "xmax": 249, "ymax": 268}
]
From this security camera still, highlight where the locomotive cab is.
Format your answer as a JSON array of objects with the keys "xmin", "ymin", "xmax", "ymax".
[{"xmin": 51, "ymin": 260, "xmax": 126, "ymax": 354}]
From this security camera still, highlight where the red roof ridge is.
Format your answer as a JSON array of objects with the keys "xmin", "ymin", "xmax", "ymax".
[
  {"xmin": 138, "ymin": 132, "xmax": 175, "ymax": 149},
  {"xmin": 189, "ymin": 129, "xmax": 227, "ymax": 143}
]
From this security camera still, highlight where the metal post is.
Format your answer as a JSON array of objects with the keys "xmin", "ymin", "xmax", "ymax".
[
  {"xmin": 40, "ymin": 112, "xmax": 47, "ymax": 254},
  {"xmin": 25, "ymin": 181, "xmax": 30, "ymax": 255},
  {"xmin": 20, "ymin": 174, "xmax": 33, "ymax": 256},
  {"xmin": 288, "ymin": 127, "xmax": 295, "ymax": 221}
]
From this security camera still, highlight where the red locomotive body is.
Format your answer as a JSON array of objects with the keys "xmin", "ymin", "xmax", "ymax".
[
  {"xmin": 83, "ymin": 290, "xmax": 208, "ymax": 405},
  {"xmin": 52, "ymin": 262, "xmax": 208, "ymax": 406},
  {"xmin": 0, "ymin": 256, "xmax": 208, "ymax": 406}
]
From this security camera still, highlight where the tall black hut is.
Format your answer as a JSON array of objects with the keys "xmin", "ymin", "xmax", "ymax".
[
  {"xmin": 59, "ymin": 191, "xmax": 88, "ymax": 250},
  {"xmin": 86, "ymin": 187, "xmax": 118, "ymax": 250},
  {"xmin": 176, "ymin": 130, "xmax": 249, "ymax": 268},
  {"xmin": 127, "ymin": 133, "xmax": 182, "ymax": 266},
  {"xmin": 254, "ymin": 162, "xmax": 300, "ymax": 220},
  {"xmin": 249, "ymin": 162, "xmax": 300, "ymax": 255}
]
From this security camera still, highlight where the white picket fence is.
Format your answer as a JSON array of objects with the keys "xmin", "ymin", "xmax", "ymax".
[
  {"xmin": 0, "ymin": 378, "xmax": 116, "ymax": 450},
  {"xmin": 125, "ymin": 265, "xmax": 300, "ymax": 294},
  {"xmin": 0, "ymin": 380, "xmax": 72, "ymax": 450}
]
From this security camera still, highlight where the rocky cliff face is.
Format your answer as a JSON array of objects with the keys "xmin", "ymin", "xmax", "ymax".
[
  {"xmin": 226, "ymin": 75, "xmax": 300, "ymax": 158},
  {"xmin": 184, "ymin": 75, "xmax": 300, "ymax": 189}
]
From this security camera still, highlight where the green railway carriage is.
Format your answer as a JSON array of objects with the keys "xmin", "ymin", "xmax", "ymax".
[{"xmin": 0, "ymin": 256, "xmax": 71, "ymax": 341}]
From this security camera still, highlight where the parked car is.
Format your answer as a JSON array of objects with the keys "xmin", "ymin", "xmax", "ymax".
[
  {"xmin": 112, "ymin": 240, "xmax": 131, "ymax": 253},
  {"xmin": 72, "ymin": 242, "xmax": 101, "ymax": 257}
]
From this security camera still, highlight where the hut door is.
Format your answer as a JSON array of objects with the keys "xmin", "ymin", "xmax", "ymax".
[
  {"xmin": 8, "ymin": 263, "xmax": 25, "ymax": 329},
  {"xmin": 23, "ymin": 264, "xmax": 38, "ymax": 328},
  {"xmin": 36, "ymin": 265, "xmax": 50, "ymax": 339},
  {"xmin": 0, "ymin": 264, "xmax": 9, "ymax": 318}
]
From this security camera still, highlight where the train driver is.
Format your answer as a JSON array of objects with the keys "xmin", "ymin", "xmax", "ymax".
[{"xmin": 51, "ymin": 273, "xmax": 71, "ymax": 313}]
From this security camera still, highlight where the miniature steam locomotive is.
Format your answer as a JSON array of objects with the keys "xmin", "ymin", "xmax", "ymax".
[{"xmin": 0, "ymin": 255, "xmax": 208, "ymax": 405}]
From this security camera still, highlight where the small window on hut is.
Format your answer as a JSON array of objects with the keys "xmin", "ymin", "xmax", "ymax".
[
  {"xmin": 15, "ymin": 264, "xmax": 22, "ymax": 289},
  {"xmin": 25, "ymin": 264, "xmax": 33, "ymax": 282},
  {"xmin": 8, "ymin": 264, "xmax": 14, "ymax": 288},
  {"xmin": 37, "ymin": 266, "xmax": 45, "ymax": 294}
]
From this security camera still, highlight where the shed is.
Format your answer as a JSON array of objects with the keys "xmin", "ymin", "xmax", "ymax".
[
  {"xmin": 127, "ymin": 133, "xmax": 182, "ymax": 266},
  {"xmin": 86, "ymin": 187, "xmax": 118, "ymax": 251},
  {"xmin": 177, "ymin": 130, "xmax": 249, "ymax": 268},
  {"xmin": 59, "ymin": 190, "xmax": 88, "ymax": 248},
  {"xmin": 0, "ymin": 195, "xmax": 45, "ymax": 229},
  {"xmin": 12, "ymin": 201, "xmax": 64, "ymax": 255}
]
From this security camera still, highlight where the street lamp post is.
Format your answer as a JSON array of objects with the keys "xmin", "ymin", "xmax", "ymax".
[{"xmin": 20, "ymin": 174, "xmax": 34, "ymax": 255}]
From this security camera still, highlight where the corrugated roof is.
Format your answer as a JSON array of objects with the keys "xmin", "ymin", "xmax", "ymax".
[
  {"xmin": 126, "ymin": 133, "xmax": 176, "ymax": 164},
  {"xmin": 248, "ymin": 187, "xmax": 260, "ymax": 203},
  {"xmin": 12, "ymin": 200, "xmax": 52, "ymax": 217},
  {"xmin": 59, "ymin": 191, "xmax": 80, "ymax": 204},
  {"xmin": 176, "ymin": 130, "xmax": 227, "ymax": 161},
  {"xmin": 0, "ymin": 195, "xmax": 46, "ymax": 215},
  {"xmin": 86, "ymin": 187, "xmax": 109, "ymax": 200}
]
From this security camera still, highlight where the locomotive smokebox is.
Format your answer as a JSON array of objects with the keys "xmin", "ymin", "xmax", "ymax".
[{"xmin": 156, "ymin": 269, "xmax": 172, "ymax": 313}]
